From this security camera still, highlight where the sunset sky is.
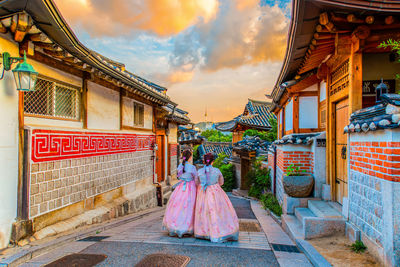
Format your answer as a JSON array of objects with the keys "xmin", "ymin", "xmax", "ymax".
[{"xmin": 54, "ymin": 0, "xmax": 291, "ymax": 122}]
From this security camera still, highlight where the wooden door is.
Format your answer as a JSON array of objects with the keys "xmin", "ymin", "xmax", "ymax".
[
  {"xmin": 240, "ymin": 158, "xmax": 250, "ymax": 190},
  {"xmin": 335, "ymin": 98, "xmax": 349, "ymax": 204},
  {"xmin": 156, "ymin": 135, "xmax": 165, "ymax": 182}
]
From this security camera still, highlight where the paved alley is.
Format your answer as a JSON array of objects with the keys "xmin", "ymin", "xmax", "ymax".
[{"xmin": 19, "ymin": 195, "xmax": 312, "ymax": 267}]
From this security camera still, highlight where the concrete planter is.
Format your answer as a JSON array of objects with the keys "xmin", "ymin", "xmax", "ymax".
[{"xmin": 283, "ymin": 175, "xmax": 314, "ymax": 198}]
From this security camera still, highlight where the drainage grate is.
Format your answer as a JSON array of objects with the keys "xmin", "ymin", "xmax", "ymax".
[
  {"xmin": 239, "ymin": 221, "xmax": 262, "ymax": 232},
  {"xmin": 135, "ymin": 253, "xmax": 190, "ymax": 267},
  {"xmin": 44, "ymin": 253, "xmax": 107, "ymax": 267},
  {"xmin": 78, "ymin": 236, "xmax": 110, "ymax": 242},
  {"xmin": 271, "ymin": 244, "xmax": 301, "ymax": 253}
]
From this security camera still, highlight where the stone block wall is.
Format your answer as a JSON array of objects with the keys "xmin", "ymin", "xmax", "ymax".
[
  {"xmin": 347, "ymin": 130, "xmax": 400, "ymax": 266},
  {"xmin": 348, "ymin": 171, "xmax": 383, "ymax": 246},
  {"xmin": 28, "ymin": 129, "xmax": 155, "ymax": 219}
]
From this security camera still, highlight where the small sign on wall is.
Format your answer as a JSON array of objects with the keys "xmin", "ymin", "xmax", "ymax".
[{"xmin": 362, "ymin": 79, "xmax": 395, "ymax": 95}]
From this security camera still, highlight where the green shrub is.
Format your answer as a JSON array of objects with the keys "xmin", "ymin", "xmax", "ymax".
[
  {"xmin": 213, "ymin": 153, "xmax": 236, "ymax": 192},
  {"xmin": 193, "ymin": 145, "xmax": 200, "ymax": 163},
  {"xmin": 213, "ymin": 153, "xmax": 228, "ymax": 168},
  {"xmin": 351, "ymin": 240, "xmax": 367, "ymax": 253},
  {"xmin": 260, "ymin": 193, "xmax": 282, "ymax": 217},
  {"xmin": 220, "ymin": 164, "xmax": 236, "ymax": 192},
  {"xmin": 246, "ymin": 157, "xmax": 271, "ymax": 199}
]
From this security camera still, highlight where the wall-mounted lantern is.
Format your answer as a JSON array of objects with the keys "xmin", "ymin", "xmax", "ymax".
[
  {"xmin": 376, "ymin": 78, "xmax": 388, "ymax": 104},
  {"xmin": 1, "ymin": 51, "xmax": 38, "ymax": 91}
]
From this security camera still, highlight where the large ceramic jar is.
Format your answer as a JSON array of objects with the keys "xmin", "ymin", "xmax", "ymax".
[{"xmin": 282, "ymin": 175, "xmax": 314, "ymax": 198}]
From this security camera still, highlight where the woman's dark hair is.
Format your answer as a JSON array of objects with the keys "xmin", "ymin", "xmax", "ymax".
[
  {"xmin": 203, "ymin": 153, "xmax": 214, "ymax": 166},
  {"xmin": 181, "ymin": 150, "xmax": 192, "ymax": 173}
]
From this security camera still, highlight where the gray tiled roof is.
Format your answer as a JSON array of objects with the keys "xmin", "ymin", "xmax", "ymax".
[
  {"xmin": 215, "ymin": 99, "xmax": 276, "ymax": 131},
  {"xmin": 198, "ymin": 142, "xmax": 233, "ymax": 158}
]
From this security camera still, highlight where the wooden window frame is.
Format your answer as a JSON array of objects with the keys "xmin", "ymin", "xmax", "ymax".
[{"xmin": 24, "ymin": 75, "xmax": 81, "ymax": 121}]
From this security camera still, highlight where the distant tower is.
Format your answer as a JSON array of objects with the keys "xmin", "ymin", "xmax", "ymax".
[{"xmin": 204, "ymin": 106, "xmax": 208, "ymax": 123}]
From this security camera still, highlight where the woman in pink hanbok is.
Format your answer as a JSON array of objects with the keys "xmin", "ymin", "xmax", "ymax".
[
  {"xmin": 163, "ymin": 150, "xmax": 198, "ymax": 237},
  {"xmin": 194, "ymin": 153, "xmax": 239, "ymax": 243}
]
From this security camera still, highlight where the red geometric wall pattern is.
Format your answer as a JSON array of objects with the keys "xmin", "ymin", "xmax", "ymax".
[
  {"xmin": 31, "ymin": 129, "xmax": 155, "ymax": 162},
  {"xmin": 170, "ymin": 144, "xmax": 178, "ymax": 157}
]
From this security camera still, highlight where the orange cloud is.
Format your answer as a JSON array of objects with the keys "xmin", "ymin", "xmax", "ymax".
[
  {"xmin": 54, "ymin": 0, "xmax": 218, "ymax": 36},
  {"xmin": 235, "ymin": 0, "xmax": 259, "ymax": 10},
  {"xmin": 168, "ymin": 70, "xmax": 194, "ymax": 83},
  {"xmin": 168, "ymin": 2, "xmax": 289, "ymax": 79}
]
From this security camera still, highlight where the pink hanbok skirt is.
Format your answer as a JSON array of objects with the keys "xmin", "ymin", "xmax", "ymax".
[
  {"xmin": 194, "ymin": 184, "xmax": 239, "ymax": 243},
  {"xmin": 163, "ymin": 180, "xmax": 196, "ymax": 237}
]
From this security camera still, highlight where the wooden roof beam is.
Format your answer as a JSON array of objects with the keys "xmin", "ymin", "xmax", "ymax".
[{"xmin": 319, "ymin": 12, "xmax": 337, "ymax": 33}]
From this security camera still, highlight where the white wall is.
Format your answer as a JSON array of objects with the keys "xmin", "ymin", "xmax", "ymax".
[
  {"xmin": 320, "ymin": 82, "xmax": 326, "ymax": 102},
  {"xmin": 121, "ymin": 96, "xmax": 153, "ymax": 130},
  {"xmin": 87, "ymin": 81, "xmax": 120, "ymax": 130},
  {"xmin": 0, "ymin": 36, "xmax": 19, "ymax": 248},
  {"xmin": 299, "ymin": 96, "xmax": 318, "ymax": 129},
  {"xmin": 285, "ymin": 99, "xmax": 293, "ymax": 131}
]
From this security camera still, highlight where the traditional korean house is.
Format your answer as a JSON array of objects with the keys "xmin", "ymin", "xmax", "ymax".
[
  {"xmin": 268, "ymin": 0, "xmax": 400, "ymax": 265},
  {"xmin": 216, "ymin": 99, "xmax": 276, "ymax": 190},
  {"xmin": 216, "ymin": 99, "xmax": 276, "ymax": 143},
  {"xmin": 0, "ymin": 0, "xmax": 186, "ymax": 249}
]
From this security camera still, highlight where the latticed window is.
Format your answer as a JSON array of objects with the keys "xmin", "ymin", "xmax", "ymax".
[
  {"xmin": 24, "ymin": 77, "xmax": 81, "ymax": 120},
  {"xmin": 134, "ymin": 102, "xmax": 144, "ymax": 126}
]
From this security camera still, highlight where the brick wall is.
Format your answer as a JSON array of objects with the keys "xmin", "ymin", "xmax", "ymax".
[
  {"xmin": 276, "ymin": 149, "xmax": 314, "ymax": 174},
  {"xmin": 349, "ymin": 141, "xmax": 400, "ymax": 182},
  {"xmin": 28, "ymin": 129, "xmax": 155, "ymax": 219},
  {"xmin": 348, "ymin": 132, "xmax": 400, "ymax": 266}
]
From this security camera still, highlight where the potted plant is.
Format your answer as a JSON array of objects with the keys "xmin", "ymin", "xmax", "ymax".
[{"xmin": 282, "ymin": 164, "xmax": 314, "ymax": 198}]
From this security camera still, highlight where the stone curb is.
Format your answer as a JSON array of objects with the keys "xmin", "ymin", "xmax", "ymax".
[
  {"xmin": 296, "ymin": 239, "xmax": 332, "ymax": 267},
  {"xmin": 0, "ymin": 207, "xmax": 162, "ymax": 267}
]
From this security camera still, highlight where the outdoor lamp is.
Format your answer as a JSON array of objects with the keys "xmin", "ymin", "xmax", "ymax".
[
  {"xmin": 1, "ymin": 51, "xmax": 38, "ymax": 91},
  {"xmin": 375, "ymin": 78, "xmax": 388, "ymax": 104}
]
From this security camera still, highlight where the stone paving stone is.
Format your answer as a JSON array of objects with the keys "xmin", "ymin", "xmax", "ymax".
[
  {"xmin": 274, "ymin": 251, "xmax": 313, "ymax": 267},
  {"xmin": 251, "ymin": 200, "xmax": 295, "ymax": 245}
]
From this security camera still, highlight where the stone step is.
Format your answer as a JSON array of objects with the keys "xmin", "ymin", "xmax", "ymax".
[
  {"xmin": 162, "ymin": 185, "xmax": 172, "ymax": 194},
  {"xmin": 308, "ymin": 200, "xmax": 343, "ymax": 219},
  {"xmin": 163, "ymin": 191, "xmax": 172, "ymax": 205},
  {"xmin": 282, "ymin": 214, "xmax": 304, "ymax": 241},
  {"xmin": 294, "ymin": 207, "xmax": 316, "ymax": 226},
  {"xmin": 302, "ymin": 217, "xmax": 346, "ymax": 240}
]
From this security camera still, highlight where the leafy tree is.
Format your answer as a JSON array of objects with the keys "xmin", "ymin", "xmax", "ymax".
[
  {"xmin": 201, "ymin": 129, "xmax": 232, "ymax": 142},
  {"xmin": 242, "ymin": 117, "xmax": 277, "ymax": 142}
]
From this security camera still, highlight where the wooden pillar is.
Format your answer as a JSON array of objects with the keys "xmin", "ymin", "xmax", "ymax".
[
  {"xmin": 81, "ymin": 73, "xmax": 89, "ymax": 129},
  {"xmin": 349, "ymin": 41, "xmax": 363, "ymax": 114},
  {"xmin": 293, "ymin": 94, "xmax": 299, "ymax": 133}
]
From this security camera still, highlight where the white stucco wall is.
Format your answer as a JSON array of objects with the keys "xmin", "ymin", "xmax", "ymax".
[
  {"xmin": 299, "ymin": 96, "xmax": 318, "ymax": 129},
  {"xmin": 0, "ymin": 36, "xmax": 19, "ymax": 248},
  {"xmin": 87, "ymin": 81, "xmax": 120, "ymax": 130},
  {"xmin": 121, "ymin": 96, "xmax": 153, "ymax": 130},
  {"xmin": 285, "ymin": 99, "xmax": 293, "ymax": 131},
  {"xmin": 320, "ymin": 82, "xmax": 326, "ymax": 102}
]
